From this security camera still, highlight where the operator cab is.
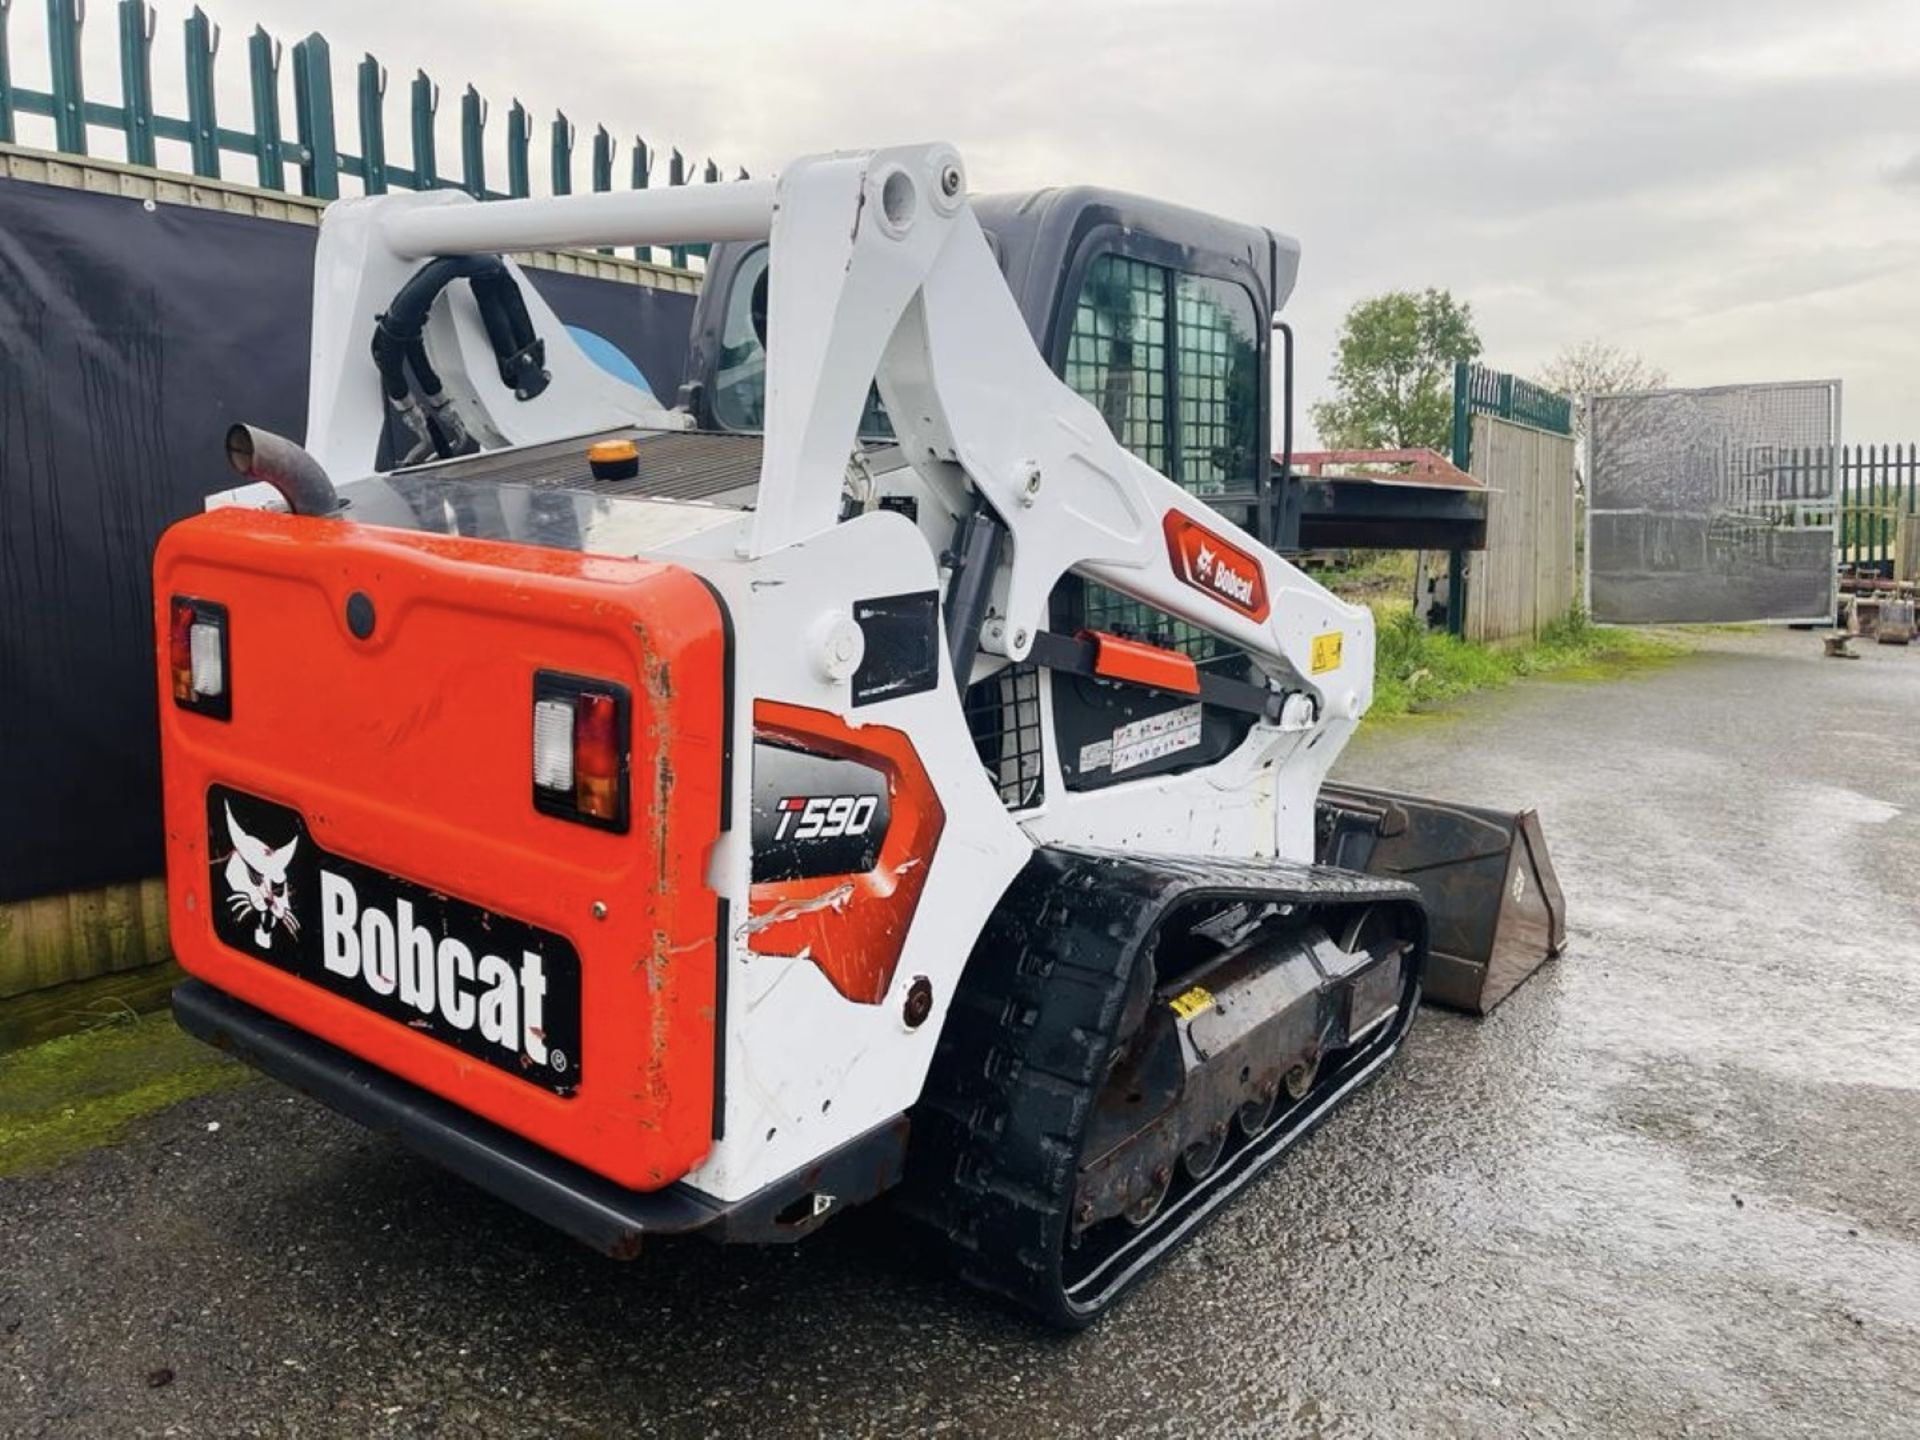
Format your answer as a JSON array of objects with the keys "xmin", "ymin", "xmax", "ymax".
[
  {"xmin": 680, "ymin": 187, "xmax": 1299, "ymax": 548},
  {"xmin": 677, "ymin": 189, "xmax": 1302, "ymax": 807}
]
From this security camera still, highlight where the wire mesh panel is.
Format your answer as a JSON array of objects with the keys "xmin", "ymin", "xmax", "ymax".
[
  {"xmin": 1173, "ymin": 274, "xmax": 1262, "ymax": 497},
  {"xmin": 1068, "ymin": 580, "xmax": 1238, "ymax": 665},
  {"xmin": 1065, "ymin": 255, "xmax": 1168, "ymax": 472},
  {"xmin": 964, "ymin": 664, "xmax": 1045, "ymax": 811},
  {"xmin": 1587, "ymin": 381, "xmax": 1839, "ymax": 623},
  {"xmin": 1061, "ymin": 254, "xmax": 1261, "ymax": 664}
]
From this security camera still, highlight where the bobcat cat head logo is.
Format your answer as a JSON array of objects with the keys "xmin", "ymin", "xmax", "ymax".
[{"xmin": 223, "ymin": 804, "xmax": 300, "ymax": 950}]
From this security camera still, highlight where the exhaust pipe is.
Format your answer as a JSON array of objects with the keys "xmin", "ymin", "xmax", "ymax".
[{"xmin": 225, "ymin": 425, "xmax": 343, "ymax": 517}]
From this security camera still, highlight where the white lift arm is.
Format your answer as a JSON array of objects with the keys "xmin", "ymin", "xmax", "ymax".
[{"xmin": 318, "ymin": 142, "xmax": 1372, "ymax": 719}]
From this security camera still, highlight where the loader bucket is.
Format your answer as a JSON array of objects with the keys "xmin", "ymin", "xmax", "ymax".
[{"xmin": 1316, "ymin": 783, "xmax": 1566, "ymax": 1014}]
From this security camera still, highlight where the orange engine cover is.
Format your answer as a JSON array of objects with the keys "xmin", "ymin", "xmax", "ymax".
[{"xmin": 154, "ymin": 507, "xmax": 729, "ymax": 1191}]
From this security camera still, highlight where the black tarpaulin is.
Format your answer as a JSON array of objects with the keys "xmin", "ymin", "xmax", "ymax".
[{"xmin": 0, "ymin": 178, "xmax": 694, "ymax": 902}]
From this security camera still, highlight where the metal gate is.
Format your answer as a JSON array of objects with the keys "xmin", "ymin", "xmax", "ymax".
[{"xmin": 1587, "ymin": 380, "xmax": 1840, "ymax": 624}]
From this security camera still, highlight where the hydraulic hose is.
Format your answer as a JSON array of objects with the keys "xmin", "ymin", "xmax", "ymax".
[{"xmin": 370, "ymin": 254, "xmax": 550, "ymax": 410}]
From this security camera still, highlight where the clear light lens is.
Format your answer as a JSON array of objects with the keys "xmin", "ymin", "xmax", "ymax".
[
  {"xmin": 533, "ymin": 698, "xmax": 575, "ymax": 792},
  {"xmin": 188, "ymin": 621, "xmax": 224, "ymax": 696}
]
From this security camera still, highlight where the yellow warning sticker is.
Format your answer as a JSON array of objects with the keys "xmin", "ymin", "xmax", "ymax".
[
  {"xmin": 1169, "ymin": 986, "xmax": 1215, "ymax": 1020},
  {"xmin": 1311, "ymin": 631, "xmax": 1343, "ymax": 674}
]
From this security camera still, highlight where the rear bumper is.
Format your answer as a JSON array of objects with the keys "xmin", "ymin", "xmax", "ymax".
[{"xmin": 173, "ymin": 980, "xmax": 907, "ymax": 1254}]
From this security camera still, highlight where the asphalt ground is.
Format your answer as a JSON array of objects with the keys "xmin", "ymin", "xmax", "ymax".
[{"xmin": 3, "ymin": 629, "xmax": 1917, "ymax": 1437}]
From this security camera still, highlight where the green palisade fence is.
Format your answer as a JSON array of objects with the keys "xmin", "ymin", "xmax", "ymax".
[
  {"xmin": 1452, "ymin": 361, "xmax": 1574, "ymax": 469},
  {"xmin": 1843, "ymin": 443, "xmax": 1918, "ymax": 569},
  {"xmin": 1742, "ymin": 444, "xmax": 1916, "ymax": 571},
  {"xmin": 0, "ymin": 0, "xmax": 738, "ymax": 230},
  {"xmin": 1795, "ymin": 443, "xmax": 1920, "ymax": 571}
]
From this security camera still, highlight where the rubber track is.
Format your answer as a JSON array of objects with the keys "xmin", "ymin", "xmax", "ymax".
[{"xmin": 898, "ymin": 844, "xmax": 1423, "ymax": 1329}]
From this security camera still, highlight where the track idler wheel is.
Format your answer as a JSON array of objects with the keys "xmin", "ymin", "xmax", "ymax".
[
  {"xmin": 1236, "ymin": 1083, "xmax": 1278, "ymax": 1139},
  {"xmin": 1283, "ymin": 1055, "xmax": 1321, "ymax": 1102},
  {"xmin": 1181, "ymin": 1121, "xmax": 1228, "ymax": 1180},
  {"xmin": 1125, "ymin": 1165, "xmax": 1173, "ymax": 1228},
  {"xmin": 1237, "ymin": 1054, "xmax": 1320, "ymax": 1140}
]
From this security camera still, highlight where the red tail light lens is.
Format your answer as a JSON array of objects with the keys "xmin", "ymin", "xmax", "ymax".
[
  {"xmin": 573, "ymin": 692, "xmax": 621, "ymax": 823},
  {"xmin": 168, "ymin": 596, "xmax": 230, "ymax": 720},
  {"xmin": 532, "ymin": 672, "xmax": 630, "ymax": 832},
  {"xmin": 169, "ymin": 601, "xmax": 196, "ymax": 704}
]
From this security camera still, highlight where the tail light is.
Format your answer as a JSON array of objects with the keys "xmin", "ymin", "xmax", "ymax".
[
  {"xmin": 169, "ymin": 597, "xmax": 230, "ymax": 720},
  {"xmin": 532, "ymin": 671, "xmax": 631, "ymax": 832}
]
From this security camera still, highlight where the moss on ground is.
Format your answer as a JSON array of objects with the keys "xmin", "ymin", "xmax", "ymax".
[
  {"xmin": 0, "ymin": 1013, "xmax": 251, "ymax": 1177},
  {"xmin": 1366, "ymin": 604, "xmax": 1690, "ymax": 719}
]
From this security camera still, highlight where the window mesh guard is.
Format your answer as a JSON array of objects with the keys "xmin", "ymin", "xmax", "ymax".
[
  {"xmin": 1059, "ymin": 251, "xmax": 1262, "ymax": 673},
  {"xmin": 964, "ymin": 663, "xmax": 1044, "ymax": 811},
  {"xmin": 1072, "ymin": 581, "xmax": 1239, "ymax": 666}
]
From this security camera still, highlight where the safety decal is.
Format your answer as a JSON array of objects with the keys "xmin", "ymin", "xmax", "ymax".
[
  {"xmin": 1111, "ymin": 703, "xmax": 1204, "ymax": 775},
  {"xmin": 1169, "ymin": 985, "xmax": 1215, "ymax": 1020},
  {"xmin": 1077, "ymin": 738, "xmax": 1114, "ymax": 773},
  {"xmin": 1311, "ymin": 631, "xmax": 1344, "ymax": 674}
]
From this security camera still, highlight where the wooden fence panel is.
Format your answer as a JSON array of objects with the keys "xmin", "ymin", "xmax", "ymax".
[
  {"xmin": 1465, "ymin": 414, "xmax": 1577, "ymax": 642},
  {"xmin": 0, "ymin": 878, "xmax": 170, "ymax": 1001}
]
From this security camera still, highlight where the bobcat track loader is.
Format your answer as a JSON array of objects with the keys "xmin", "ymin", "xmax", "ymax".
[{"xmin": 160, "ymin": 144, "xmax": 1562, "ymax": 1328}]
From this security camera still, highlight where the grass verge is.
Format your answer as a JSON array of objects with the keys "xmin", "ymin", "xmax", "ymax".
[
  {"xmin": 0, "ymin": 1011, "xmax": 250, "ymax": 1177},
  {"xmin": 1369, "ymin": 604, "xmax": 1690, "ymax": 719}
]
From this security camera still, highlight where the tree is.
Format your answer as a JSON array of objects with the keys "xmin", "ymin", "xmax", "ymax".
[
  {"xmin": 1309, "ymin": 289, "xmax": 1481, "ymax": 454},
  {"xmin": 1532, "ymin": 339, "xmax": 1667, "ymax": 445},
  {"xmin": 1532, "ymin": 340, "xmax": 1668, "ymax": 495}
]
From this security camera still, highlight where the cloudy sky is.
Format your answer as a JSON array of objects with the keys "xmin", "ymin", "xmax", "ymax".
[{"xmin": 23, "ymin": 0, "xmax": 1920, "ymax": 439}]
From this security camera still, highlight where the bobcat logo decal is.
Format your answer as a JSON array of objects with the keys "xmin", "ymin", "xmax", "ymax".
[
  {"xmin": 1162, "ymin": 511, "xmax": 1269, "ymax": 622},
  {"xmin": 203, "ymin": 787, "xmax": 584, "ymax": 1093},
  {"xmin": 222, "ymin": 804, "xmax": 300, "ymax": 950}
]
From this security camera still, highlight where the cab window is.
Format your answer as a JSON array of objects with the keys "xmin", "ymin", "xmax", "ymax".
[
  {"xmin": 1064, "ymin": 254, "xmax": 1168, "ymax": 471},
  {"xmin": 1174, "ymin": 273, "xmax": 1263, "ymax": 496},
  {"xmin": 1062, "ymin": 253, "xmax": 1263, "ymax": 662},
  {"xmin": 712, "ymin": 249, "xmax": 770, "ymax": 431},
  {"xmin": 1063, "ymin": 254, "xmax": 1261, "ymax": 497},
  {"xmin": 710, "ymin": 246, "xmax": 892, "ymax": 438}
]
